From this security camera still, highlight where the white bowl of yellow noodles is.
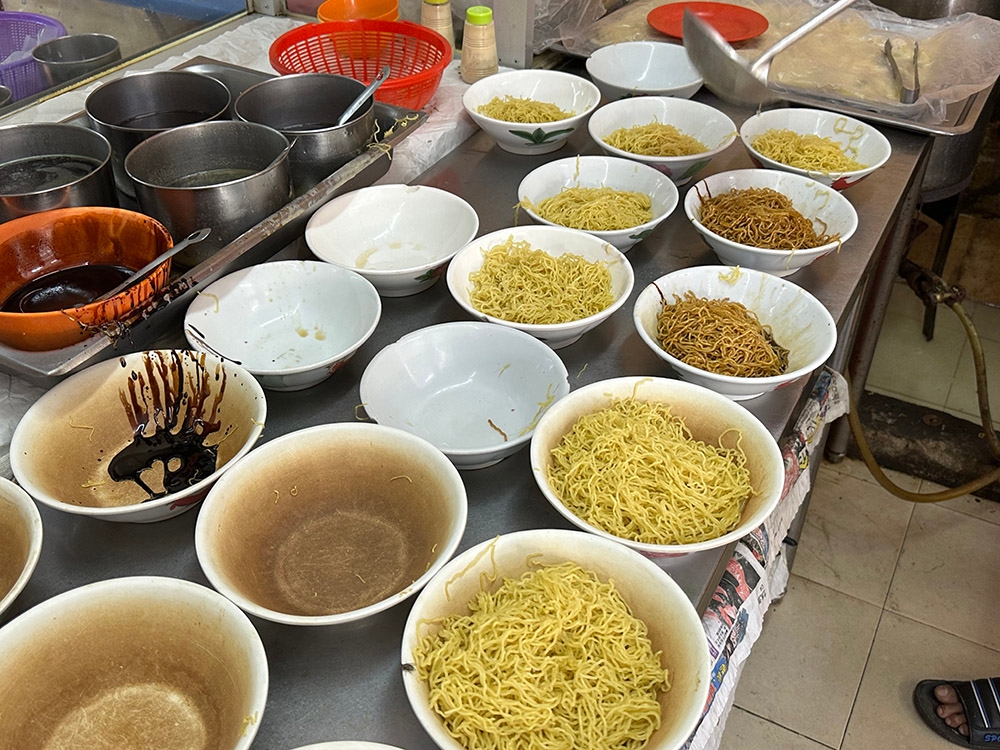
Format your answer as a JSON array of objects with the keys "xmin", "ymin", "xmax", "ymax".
[
  {"xmin": 529, "ymin": 376, "xmax": 785, "ymax": 560},
  {"xmin": 402, "ymin": 528, "xmax": 711, "ymax": 750}
]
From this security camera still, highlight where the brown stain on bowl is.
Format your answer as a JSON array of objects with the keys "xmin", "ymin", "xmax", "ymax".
[
  {"xmin": 210, "ymin": 437, "xmax": 456, "ymax": 618},
  {"xmin": 0, "ymin": 499, "xmax": 31, "ymax": 601},
  {"xmin": 0, "ymin": 589, "xmax": 256, "ymax": 749},
  {"xmin": 0, "ymin": 207, "xmax": 173, "ymax": 351}
]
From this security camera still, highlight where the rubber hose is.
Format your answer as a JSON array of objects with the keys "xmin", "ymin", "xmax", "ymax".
[{"xmin": 847, "ymin": 299, "xmax": 1000, "ymax": 503}]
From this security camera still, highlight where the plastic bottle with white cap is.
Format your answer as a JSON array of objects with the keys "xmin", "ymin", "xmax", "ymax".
[{"xmin": 460, "ymin": 5, "xmax": 498, "ymax": 84}]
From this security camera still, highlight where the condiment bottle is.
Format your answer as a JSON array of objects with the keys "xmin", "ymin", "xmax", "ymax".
[
  {"xmin": 460, "ymin": 5, "xmax": 498, "ymax": 84},
  {"xmin": 421, "ymin": 0, "xmax": 456, "ymax": 55}
]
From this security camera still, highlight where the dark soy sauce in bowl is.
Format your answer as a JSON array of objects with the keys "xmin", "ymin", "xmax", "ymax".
[{"xmin": 0, "ymin": 264, "xmax": 133, "ymax": 313}]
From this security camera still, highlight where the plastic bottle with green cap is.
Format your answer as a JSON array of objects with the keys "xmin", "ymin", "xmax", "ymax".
[
  {"xmin": 421, "ymin": 0, "xmax": 455, "ymax": 55},
  {"xmin": 460, "ymin": 5, "xmax": 498, "ymax": 84}
]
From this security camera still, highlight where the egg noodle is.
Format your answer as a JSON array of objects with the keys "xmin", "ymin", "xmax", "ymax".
[
  {"xmin": 477, "ymin": 95, "xmax": 573, "ymax": 123},
  {"xmin": 750, "ymin": 126, "xmax": 867, "ymax": 173},
  {"xmin": 522, "ymin": 186, "xmax": 653, "ymax": 232},
  {"xmin": 604, "ymin": 121, "xmax": 708, "ymax": 157},
  {"xmin": 697, "ymin": 186, "xmax": 838, "ymax": 250},
  {"xmin": 413, "ymin": 560, "xmax": 670, "ymax": 750},
  {"xmin": 656, "ymin": 291, "xmax": 789, "ymax": 378},
  {"xmin": 469, "ymin": 236, "xmax": 613, "ymax": 325},
  {"xmin": 547, "ymin": 396, "xmax": 753, "ymax": 545}
]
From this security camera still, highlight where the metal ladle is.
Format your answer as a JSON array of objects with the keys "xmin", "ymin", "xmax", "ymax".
[
  {"xmin": 683, "ymin": 0, "xmax": 859, "ymax": 107},
  {"xmin": 337, "ymin": 65, "xmax": 391, "ymax": 127}
]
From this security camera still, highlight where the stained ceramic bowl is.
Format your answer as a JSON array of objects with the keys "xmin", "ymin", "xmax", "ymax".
[
  {"xmin": 184, "ymin": 260, "xmax": 381, "ymax": 391},
  {"xmin": 0, "ymin": 478, "xmax": 42, "ymax": 620},
  {"xmin": 9, "ymin": 349, "xmax": 266, "ymax": 523}
]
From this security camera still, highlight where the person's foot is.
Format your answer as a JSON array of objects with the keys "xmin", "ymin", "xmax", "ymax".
[{"xmin": 935, "ymin": 683, "xmax": 971, "ymax": 738}]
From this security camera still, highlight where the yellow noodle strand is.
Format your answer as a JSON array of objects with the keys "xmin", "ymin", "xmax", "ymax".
[
  {"xmin": 750, "ymin": 128, "xmax": 867, "ymax": 172},
  {"xmin": 547, "ymin": 397, "xmax": 753, "ymax": 545},
  {"xmin": 477, "ymin": 95, "xmax": 573, "ymax": 123},
  {"xmin": 697, "ymin": 186, "xmax": 838, "ymax": 249},
  {"xmin": 413, "ymin": 561, "xmax": 670, "ymax": 750},
  {"xmin": 469, "ymin": 236, "xmax": 613, "ymax": 325},
  {"xmin": 527, "ymin": 186, "xmax": 653, "ymax": 231},
  {"xmin": 605, "ymin": 121, "xmax": 708, "ymax": 156}
]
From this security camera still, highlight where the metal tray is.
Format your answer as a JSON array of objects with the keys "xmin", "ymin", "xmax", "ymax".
[{"xmin": 0, "ymin": 57, "xmax": 427, "ymax": 387}]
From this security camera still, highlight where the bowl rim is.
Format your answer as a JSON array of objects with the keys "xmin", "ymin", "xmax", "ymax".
[
  {"xmin": 462, "ymin": 69, "xmax": 602, "ymax": 127},
  {"xmin": 359, "ymin": 320, "xmax": 572, "ymax": 459},
  {"xmin": 304, "ymin": 184, "xmax": 481, "ymax": 278},
  {"xmin": 738, "ymin": 106, "xmax": 892, "ymax": 179},
  {"xmin": 585, "ymin": 40, "xmax": 704, "ymax": 90},
  {"xmin": 683, "ymin": 168, "xmax": 859, "ymax": 256},
  {"xmin": 400, "ymin": 528, "xmax": 712, "ymax": 750},
  {"xmin": 632, "ymin": 265, "xmax": 838, "ymax": 387},
  {"xmin": 9, "ymin": 349, "xmax": 267, "ymax": 519},
  {"xmin": 0, "ymin": 477, "xmax": 43, "ymax": 618},
  {"xmin": 184, "ymin": 260, "xmax": 382, "ymax": 378},
  {"xmin": 587, "ymin": 97, "xmax": 738, "ymax": 165},
  {"xmin": 528, "ymin": 375, "xmax": 785, "ymax": 554},
  {"xmin": 516, "ymin": 154, "xmax": 681, "ymax": 236},
  {"xmin": 195, "ymin": 421, "xmax": 469, "ymax": 626},
  {"xmin": 446, "ymin": 224, "xmax": 636, "ymax": 335}
]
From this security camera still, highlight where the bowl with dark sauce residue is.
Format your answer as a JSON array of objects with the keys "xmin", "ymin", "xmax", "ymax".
[
  {"xmin": 0, "ymin": 206, "xmax": 175, "ymax": 351},
  {"xmin": 195, "ymin": 422, "xmax": 467, "ymax": 626},
  {"xmin": 9, "ymin": 349, "xmax": 267, "ymax": 523},
  {"xmin": 0, "ymin": 478, "xmax": 42, "ymax": 621}
]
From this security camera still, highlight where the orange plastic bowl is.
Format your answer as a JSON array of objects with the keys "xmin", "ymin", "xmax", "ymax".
[
  {"xmin": 317, "ymin": 0, "xmax": 398, "ymax": 21},
  {"xmin": 0, "ymin": 207, "xmax": 174, "ymax": 351}
]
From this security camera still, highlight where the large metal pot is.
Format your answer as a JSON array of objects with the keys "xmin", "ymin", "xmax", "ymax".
[
  {"xmin": 0, "ymin": 123, "xmax": 117, "ymax": 223},
  {"xmin": 32, "ymin": 33, "xmax": 122, "ymax": 87},
  {"xmin": 85, "ymin": 71, "xmax": 231, "ymax": 199},
  {"xmin": 124, "ymin": 121, "xmax": 293, "ymax": 268},
  {"xmin": 234, "ymin": 73, "xmax": 376, "ymax": 196}
]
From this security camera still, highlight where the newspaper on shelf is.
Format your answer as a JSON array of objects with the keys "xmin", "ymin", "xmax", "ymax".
[{"xmin": 685, "ymin": 367, "xmax": 851, "ymax": 750}]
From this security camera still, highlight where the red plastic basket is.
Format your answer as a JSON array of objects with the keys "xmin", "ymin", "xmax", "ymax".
[{"xmin": 269, "ymin": 20, "xmax": 450, "ymax": 111}]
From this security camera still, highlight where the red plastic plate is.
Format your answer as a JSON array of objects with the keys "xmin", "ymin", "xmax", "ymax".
[{"xmin": 647, "ymin": 2, "xmax": 769, "ymax": 43}]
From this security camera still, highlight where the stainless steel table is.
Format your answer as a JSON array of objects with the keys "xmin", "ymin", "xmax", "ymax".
[{"xmin": 5, "ymin": 90, "xmax": 930, "ymax": 749}]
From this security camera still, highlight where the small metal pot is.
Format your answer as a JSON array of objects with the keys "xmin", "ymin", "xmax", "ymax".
[
  {"xmin": 234, "ymin": 73, "xmax": 376, "ymax": 195},
  {"xmin": 0, "ymin": 123, "xmax": 117, "ymax": 224},
  {"xmin": 32, "ymin": 33, "xmax": 122, "ymax": 87},
  {"xmin": 125, "ymin": 120, "xmax": 293, "ymax": 268},
  {"xmin": 85, "ymin": 70, "xmax": 231, "ymax": 198}
]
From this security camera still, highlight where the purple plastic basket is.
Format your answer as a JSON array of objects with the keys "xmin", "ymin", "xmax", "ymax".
[{"xmin": 0, "ymin": 11, "xmax": 66, "ymax": 101}]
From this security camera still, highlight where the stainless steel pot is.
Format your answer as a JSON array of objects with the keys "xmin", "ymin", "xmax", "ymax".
[
  {"xmin": 124, "ymin": 120, "xmax": 293, "ymax": 268},
  {"xmin": 32, "ymin": 33, "xmax": 122, "ymax": 87},
  {"xmin": 233, "ymin": 73, "xmax": 376, "ymax": 195},
  {"xmin": 85, "ymin": 71, "xmax": 231, "ymax": 199},
  {"xmin": 0, "ymin": 123, "xmax": 117, "ymax": 223}
]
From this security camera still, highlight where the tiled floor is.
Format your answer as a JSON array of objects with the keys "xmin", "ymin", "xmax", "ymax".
[{"xmin": 719, "ymin": 279, "xmax": 1000, "ymax": 749}]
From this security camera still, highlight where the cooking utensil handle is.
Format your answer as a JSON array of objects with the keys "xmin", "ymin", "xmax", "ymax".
[
  {"xmin": 93, "ymin": 228, "xmax": 211, "ymax": 302},
  {"xmin": 751, "ymin": 0, "xmax": 859, "ymax": 73}
]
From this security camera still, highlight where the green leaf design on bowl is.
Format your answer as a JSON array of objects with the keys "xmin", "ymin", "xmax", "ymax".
[
  {"xmin": 509, "ymin": 127, "xmax": 575, "ymax": 144},
  {"xmin": 628, "ymin": 228, "xmax": 654, "ymax": 242},
  {"xmin": 679, "ymin": 159, "xmax": 712, "ymax": 180}
]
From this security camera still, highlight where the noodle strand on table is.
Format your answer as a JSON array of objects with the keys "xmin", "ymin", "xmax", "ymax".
[
  {"xmin": 469, "ymin": 236, "xmax": 613, "ymax": 324},
  {"xmin": 656, "ymin": 291, "xmax": 789, "ymax": 378},
  {"xmin": 413, "ymin": 561, "xmax": 670, "ymax": 750},
  {"xmin": 697, "ymin": 186, "xmax": 838, "ymax": 249},
  {"xmin": 547, "ymin": 397, "xmax": 753, "ymax": 545}
]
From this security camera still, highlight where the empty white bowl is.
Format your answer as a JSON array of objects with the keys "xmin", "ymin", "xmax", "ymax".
[
  {"xmin": 462, "ymin": 69, "xmax": 601, "ymax": 155},
  {"xmin": 10, "ymin": 350, "xmax": 266, "ymax": 523},
  {"xmin": 588, "ymin": 96, "xmax": 738, "ymax": 186},
  {"xmin": 196, "ymin": 422, "xmax": 467, "ymax": 627},
  {"xmin": 516, "ymin": 155, "xmax": 679, "ymax": 251},
  {"xmin": 446, "ymin": 225, "xmax": 635, "ymax": 349},
  {"xmin": 304, "ymin": 184, "xmax": 480, "ymax": 297},
  {"xmin": 633, "ymin": 265, "xmax": 838, "ymax": 400},
  {"xmin": 0, "ymin": 478, "xmax": 42, "ymax": 620},
  {"xmin": 0, "ymin": 576, "xmax": 268, "ymax": 749},
  {"xmin": 402, "ymin": 529, "xmax": 711, "ymax": 750},
  {"xmin": 740, "ymin": 107, "xmax": 892, "ymax": 190},
  {"xmin": 684, "ymin": 168, "xmax": 859, "ymax": 277},
  {"xmin": 585, "ymin": 41, "xmax": 703, "ymax": 101},
  {"xmin": 360, "ymin": 322, "xmax": 571, "ymax": 470},
  {"xmin": 529, "ymin": 376, "xmax": 785, "ymax": 561},
  {"xmin": 185, "ymin": 260, "xmax": 381, "ymax": 391}
]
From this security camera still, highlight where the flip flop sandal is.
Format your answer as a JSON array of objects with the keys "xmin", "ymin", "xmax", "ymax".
[{"xmin": 914, "ymin": 678, "xmax": 1000, "ymax": 748}]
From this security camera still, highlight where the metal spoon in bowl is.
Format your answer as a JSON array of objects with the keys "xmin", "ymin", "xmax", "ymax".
[
  {"xmin": 682, "ymin": 0, "xmax": 859, "ymax": 106},
  {"xmin": 337, "ymin": 65, "xmax": 391, "ymax": 127},
  {"xmin": 13, "ymin": 227, "xmax": 211, "ymax": 313}
]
